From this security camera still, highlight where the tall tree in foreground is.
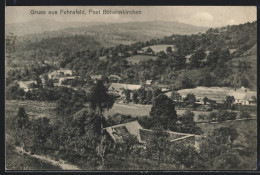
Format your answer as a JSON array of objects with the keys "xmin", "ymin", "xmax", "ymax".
[
  {"xmin": 150, "ymin": 94, "xmax": 177, "ymax": 130},
  {"xmin": 16, "ymin": 107, "xmax": 29, "ymax": 130},
  {"xmin": 146, "ymin": 128, "xmax": 171, "ymax": 168},
  {"xmin": 89, "ymin": 80, "xmax": 115, "ymax": 133}
]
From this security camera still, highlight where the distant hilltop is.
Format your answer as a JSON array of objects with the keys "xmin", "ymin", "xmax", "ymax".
[{"xmin": 5, "ymin": 19, "xmax": 208, "ymax": 37}]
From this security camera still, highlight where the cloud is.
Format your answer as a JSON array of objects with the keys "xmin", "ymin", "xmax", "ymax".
[
  {"xmin": 182, "ymin": 12, "xmax": 214, "ymax": 27},
  {"xmin": 191, "ymin": 12, "xmax": 214, "ymax": 22},
  {"xmin": 227, "ymin": 19, "xmax": 236, "ymax": 25}
]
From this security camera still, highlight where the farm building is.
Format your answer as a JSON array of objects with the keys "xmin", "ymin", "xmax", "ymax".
[
  {"xmin": 109, "ymin": 83, "xmax": 141, "ymax": 96},
  {"xmin": 58, "ymin": 76, "xmax": 79, "ymax": 86},
  {"xmin": 229, "ymin": 90, "xmax": 257, "ymax": 105},
  {"xmin": 104, "ymin": 121, "xmax": 196, "ymax": 147},
  {"xmin": 17, "ymin": 80, "xmax": 37, "ymax": 92}
]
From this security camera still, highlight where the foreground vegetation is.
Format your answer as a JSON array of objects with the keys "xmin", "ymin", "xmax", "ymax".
[
  {"xmin": 6, "ymin": 81, "xmax": 257, "ymax": 170},
  {"xmin": 6, "ymin": 143, "xmax": 61, "ymax": 170}
]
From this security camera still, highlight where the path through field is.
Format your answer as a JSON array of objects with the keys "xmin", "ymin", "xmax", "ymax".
[{"xmin": 14, "ymin": 146, "xmax": 81, "ymax": 170}]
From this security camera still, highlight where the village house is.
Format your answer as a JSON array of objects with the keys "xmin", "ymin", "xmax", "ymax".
[
  {"xmin": 108, "ymin": 75, "xmax": 122, "ymax": 83},
  {"xmin": 153, "ymin": 84, "xmax": 170, "ymax": 92},
  {"xmin": 17, "ymin": 80, "xmax": 37, "ymax": 92},
  {"xmin": 137, "ymin": 49, "xmax": 145, "ymax": 54},
  {"xmin": 48, "ymin": 68, "xmax": 73, "ymax": 79},
  {"xmin": 185, "ymin": 54, "xmax": 192, "ymax": 64},
  {"xmin": 104, "ymin": 121, "xmax": 196, "ymax": 147},
  {"xmin": 145, "ymin": 80, "xmax": 153, "ymax": 85},
  {"xmin": 108, "ymin": 83, "xmax": 141, "ymax": 97},
  {"xmin": 229, "ymin": 89, "xmax": 257, "ymax": 105},
  {"xmin": 99, "ymin": 56, "xmax": 107, "ymax": 61},
  {"xmin": 126, "ymin": 50, "xmax": 133, "ymax": 56},
  {"xmin": 90, "ymin": 75, "xmax": 102, "ymax": 80},
  {"xmin": 39, "ymin": 75, "xmax": 46, "ymax": 86},
  {"xmin": 118, "ymin": 53, "xmax": 126, "ymax": 57}
]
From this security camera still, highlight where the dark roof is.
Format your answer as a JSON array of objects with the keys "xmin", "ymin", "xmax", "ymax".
[
  {"xmin": 104, "ymin": 121, "xmax": 142, "ymax": 142},
  {"xmin": 104, "ymin": 120, "xmax": 195, "ymax": 144}
]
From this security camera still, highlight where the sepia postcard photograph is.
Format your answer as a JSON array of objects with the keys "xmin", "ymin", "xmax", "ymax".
[{"xmin": 5, "ymin": 5, "xmax": 257, "ymax": 171}]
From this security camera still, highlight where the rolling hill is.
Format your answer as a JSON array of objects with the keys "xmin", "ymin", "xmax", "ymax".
[{"xmin": 6, "ymin": 19, "xmax": 208, "ymax": 47}]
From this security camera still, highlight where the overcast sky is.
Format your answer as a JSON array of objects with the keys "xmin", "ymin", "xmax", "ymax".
[{"xmin": 6, "ymin": 6, "xmax": 257, "ymax": 27}]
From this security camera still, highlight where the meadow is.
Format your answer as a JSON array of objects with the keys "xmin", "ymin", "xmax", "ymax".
[
  {"xmin": 104, "ymin": 102, "xmax": 213, "ymax": 122},
  {"xmin": 125, "ymin": 55, "xmax": 158, "ymax": 64},
  {"xmin": 142, "ymin": 44, "xmax": 176, "ymax": 53}
]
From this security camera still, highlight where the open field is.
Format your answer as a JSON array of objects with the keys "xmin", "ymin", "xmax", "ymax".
[
  {"xmin": 104, "ymin": 103, "xmax": 151, "ymax": 117},
  {"xmin": 142, "ymin": 45, "xmax": 176, "ymax": 53},
  {"xmin": 125, "ymin": 55, "xmax": 158, "ymax": 64},
  {"xmin": 104, "ymin": 102, "xmax": 213, "ymax": 122},
  {"xmin": 6, "ymin": 100, "xmax": 57, "ymax": 121}
]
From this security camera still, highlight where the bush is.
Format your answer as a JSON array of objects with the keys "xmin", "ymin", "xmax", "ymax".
[{"xmin": 240, "ymin": 110, "xmax": 252, "ymax": 119}]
